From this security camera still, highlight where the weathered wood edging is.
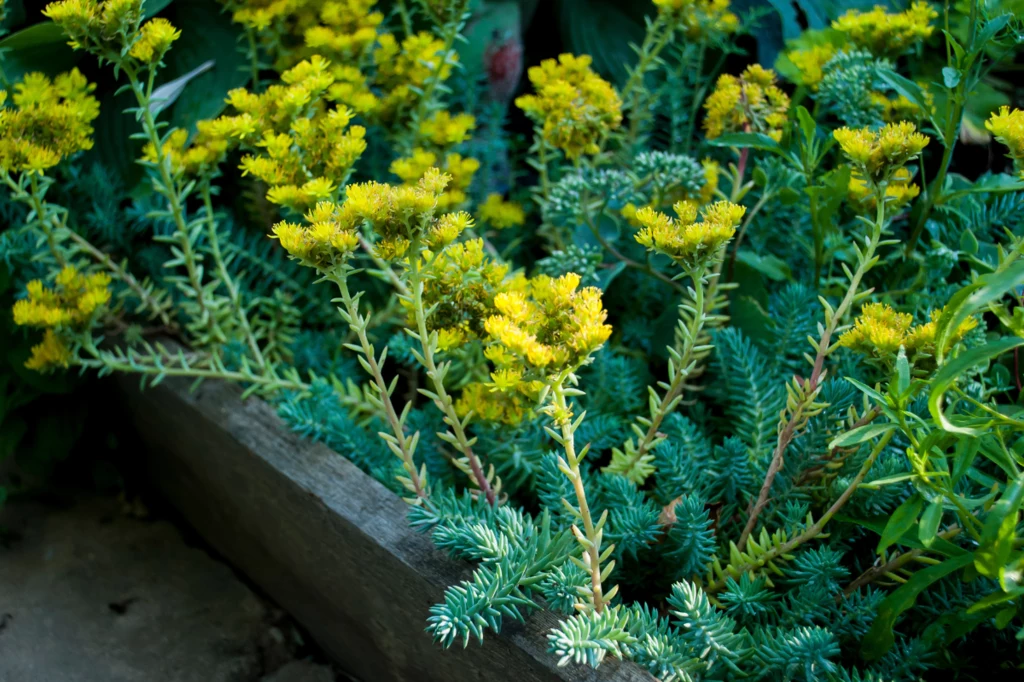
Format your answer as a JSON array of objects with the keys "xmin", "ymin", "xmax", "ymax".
[{"xmin": 116, "ymin": 377, "xmax": 654, "ymax": 682}]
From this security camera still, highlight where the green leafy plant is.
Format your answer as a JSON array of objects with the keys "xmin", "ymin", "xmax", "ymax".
[{"xmin": 4, "ymin": 0, "xmax": 1024, "ymax": 678}]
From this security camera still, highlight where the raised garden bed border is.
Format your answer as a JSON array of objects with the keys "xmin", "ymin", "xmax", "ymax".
[{"xmin": 116, "ymin": 376, "xmax": 653, "ymax": 682}]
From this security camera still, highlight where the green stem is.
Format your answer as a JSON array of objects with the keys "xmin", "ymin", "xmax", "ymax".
[
  {"xmin": 551, "ymin": 377, "xmax": 612, "ymax": 613},
  {"xmin": 739, "ymin": 191, "xmax": 887, "ymax": 550},
  {"xmin": 124, "ymin": 63, "xmax": 212, "ymax": 334},
  {"xmin": 199, "ymin": 180, "xmax": 266, "ymax": 368},
  {"xmin": 606, "ymin": 266, "xmax": 708, "ymax": 481},
  {"xmin": 245, "ymin": 27, "xmax": 262, "ymax": 93},
  {"xmin": 708, "ymin": 430, "xmax": 894, "ymax": 594},
  {"xmin": 407, "ymin": 244, "xmax": 496, "ymax": 505},
  {"xmin": 28, "ymin": 173, "xmax": 66, "ymax": 268},
  {"xmin": 329, "ymin": 270, "xmax": 429, "ymax": 502},
  {"xmin": 403, "ymin": 15, "xmax": 463, "ymax": 152},
  {"xmin": 620, "ymin": 14, "xmax": 672, "ymax": 151}
]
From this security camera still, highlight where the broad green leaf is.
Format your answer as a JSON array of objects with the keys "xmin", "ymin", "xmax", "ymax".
[
  {"xmin": 708, "ymin": 132, "xmax": 782, "ymax": 153},
  {"xmin": 877, "ymin": 493, "xmax": 924, "ymax": 555},
  {"xmin": 929, "ymin": 337, "xmax": 1024, "ymax": 435},
  {"xmin": 735, "ymin": 251, "xmax": 792, "ymax": 281},
  {"xmin": 975, "ymin": 477, "xmax": 1024, "ymax": 579},
  {"xmin": 796, "ymin": 105, "xmax": 815, "ymax": 145},
  {"xmin": 918, "ymin": 500, "xmax": 943, "ymax": 548},
  {"xmin": 149, "ymin": 59, "xmax": 214, "ymax": 116},
  {"xmin": 0, "ymin": 21, "xmax": 76, "ymax": 82},
  {"xmin": 935, "ymin": 260, "xmax": 1024, "ymax": 363},
  {"xmin": 829, "ymin": 423, "xmax": 895, "ymax": 450},
  {"xmin": 862, "ymin": 552, "xmax": 974, "ymax": 660}
]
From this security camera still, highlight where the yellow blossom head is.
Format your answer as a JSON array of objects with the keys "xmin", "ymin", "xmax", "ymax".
[
  {"xmin": 703, "ymin": 65, "xmax": 790, "ymax": 142},
  {"xmin": 785, "ymin": 44, "xmax": 838, "ymax": 90},
  {"xmin": 833, "ymin": 121, "xmax": 929, "ymax": 182},
  {"xmin": 24, "ymin": 329, "xmax": 73, "ymax": 373},
  {"xmin": 633, "ymin": 200, "xmax": 745, "ymax": 272},
  {"xmin": 12, "ymin": 265, "xmax": 111, "ymax": 330},
  {"xmin": 477, "ymin": 194, "xmax": 525, "ymax": 230},
  {"xmin": 839, "ymin": 302, "xmax": 977, "ymax": 370},
  {"xmin": 44, "ymin": 0, "xmax": 145, "ymax": 54},
  {"xmin": 515, "ymin": 53, "xmax": 622, "ymax": 160},
  {"xmin": 832, "ymin": 2, "xmax": 937, "ymax": 56},
  {"xmin": 0, "ymin": 69, "xmax": 100, "ymax": 174},
  {"xmin": 128, "ymin": 17, "xmax": 180, "ymax": 64},
  {"xmin": 654, "ymin": 0, "xmax": 738, "ymax": 39},
  {"xmin": 483, "ymin": 272, "xmax": 612, "ymax": 382},
  {"xmin": 986, "ymin": 107, "xmax": 1024, "ymax": 178},
  {"xmin": 271, "ymin": 200, "xmax": 361, "ymax": 270}
]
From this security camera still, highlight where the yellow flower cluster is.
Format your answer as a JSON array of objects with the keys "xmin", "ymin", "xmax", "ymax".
[
  {"xmin": 390, "ymin": 148, "xmax": 479, "ymax": 210},
  {"xmin": 413, "ymin": 239, "xmax": 513, "ymax": 352},
  {"xmin": 13, "ymin": 266, "xmax": 111, "ymax": 329},
  {"xmin": 653, "ymin": 0, "xmax": 738, "ymax": 40},
  {"xmin": 25, "ymin": 329, "xmax": 74, "ymax": 372},
  {"xmin": 848, "ymin": 167, "xmax": 919, "ymax": 212},
  {"xmin": 303, "ymin": 0, "xmax": 383, "ymax": 61},
  {"xmin": 455, "ymin": 381, "xmax": 535, "ymax": 426},
  {"xmin": 986, "ymin": 107, "xmax": 1024, "ymax": 178},
  {"xmin": 221, "ymin": 0, "xmax": 304, "ymax": 32},
  {"xmin": 417, "ymin": 111, "xmax": 476, "ymax": 149},
  {"xmin": 128, "ymin": 17, "xmax": 180, "ymax": 64},
  {"xmin": 832, "ymin": 2, "xmax": 937, "ymax": 56},
  {"xmin": 703, "ymin": 65, "xmax": 790, "ymax": 142},
  {"xmin": 786, "ymin": 44, "xmax": 837, "ymax": 90},
  {"xmin": 344, "ymin": 168, "xmax": 470, "ymax": 259},
  {"xmin": 210, "ymin": 57, "xmax": 366, "ymax": 211},
  {"xmin": 483, "ymin": 272, "xmax": 612, "ymax": 382},
  {"xmin": 0, "ymin": 69, "xmax": 100, "ymax": 174},
  {"xmin": 870, "ymin": 90, "xmax": 931, "ymax": 124},
  {"xmin": 372, "ymin": 32, "xmax": 456, "ymax": 123},
  {"xmin": 839, "ymin": 303, "xmax": 977, "ymax": 367},
  {"xmin": 515, "ymin": 54, "xmax": 623, "ymax": 160},
  {"xmin": 833, "ymin": 121, "xmax": 929, "ymax": 182},
  {"xmin": 43, "ymin": 0, "xmax": 144, "ymax": 54},
  {"xmin": 142, "ymin": 119, "xmax": 235, "ymax": 177},
  {"xmin": 633, "ymin": 200, "xmax": 745, "ymax": 272},
  {"xmin": 477, "ymin": 194, "xmax": 525, "ymax": 230},
  {"xmin": 271, "ymin": 200, "xmax": 361, "ymax": 269}
]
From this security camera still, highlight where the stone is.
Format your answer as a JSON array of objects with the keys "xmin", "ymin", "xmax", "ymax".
[
  {"xmin": 0, "ymin": 494, "xmax": 304, "ymax": 682},
  {"xmin": 260, "ymin": 661, "xmax": 335, "ymax": 682}
]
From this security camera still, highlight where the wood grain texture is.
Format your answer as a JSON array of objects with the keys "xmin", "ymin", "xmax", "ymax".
[{"xmin": 115, "ymin": 377, "xmax": 654, "ymax": 682}]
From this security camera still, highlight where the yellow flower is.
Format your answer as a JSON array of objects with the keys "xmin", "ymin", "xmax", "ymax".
[
  {"xmin": 44, "ymin": 0, "xmax": 144, "ymax": 52},
  {"xmin": 12, "ymin": 266, "xmax": 111, "ymax": 330},
  {"xmin": 0, "ymin": 69, "xmax": 100, "ymax": 173},
  {"xmin": 833, "ymin": 121, "xmax": 929, "ymax": 181},
  {"xmin": 986, "ymin": 107, "xmax": 1024, "ymax": 178},
  {"xmin": 455, "ymin": 381, "xmax": 532, "ymax": 425},
  {"xmin": 418, "ymin": 111, "xmax": 476, "ymax": 149},
  {"xmin": 24, "ymin": 329, "xmax": 73, "ymax": 372},
  {"xmin": 128, "ymin": 17, "xmax": 180, "ymax": 63},
  {"xmin": 786, "ymin": 44, "xmax": 837, "ymax": 90},
  {"xmin": 483, "ymin": 272, "xmax": 612, "ymax": 378},
  {"xmin": 477, "ymin": 194, "xmax": 525, "ymax": 230},
  {"xmin": 407, "ymin": 239, "xmax": 512, "ymax": 350},
  {"xmin": 840, "ymin": 303, "xmax": 977, "ymax": 369},
  {"xmin": 653, "ymin": 0, "xmax": 738, "ymax": 39},
  {"xmin": 515, "ymin": 53, "xmax": 622, "ymax": 160},
  {"xmin": 703, "ymin": 65, "xmax": 790, "ymax": 141},
  {"xmin": 271, "ymin": 200, "xmax": 360, "ymax": 269},
  {"xmin": 832, "ymin": 1, "xmax": 937, "ymax": 56},
  {"xmin": 848, "ymin": 167, "xmax": 919, "ymax": 212},
  {"xmin": 633, "ymin": 200, "xmax": 745, "ymax": 271}
]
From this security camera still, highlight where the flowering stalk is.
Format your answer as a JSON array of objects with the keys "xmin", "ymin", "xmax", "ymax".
[
  {"xmin": 546, "ymin": 373, "xmax": 616, "ymax": 613},
  {"xmin": 738, "ymin": 185, "xmax": 889, "ymax": 550},
  {"xmin": 708, "ymin": 428, "xmax": 895, "ymax": 593},
  {"xmin": 198, "ymin": 179, "xmax": 266, "ymax": 368},
  {"xmin": 604, "ymin": 264, "xmax": 714, "ymax": 482},
  {"xmin": 121, "ymin": 61, "xmax": 216, "ymax": 341},
  {"xmin": 1, "ymin": 170, "xmax": 175, "ymax": 328},
  {"xmin": 406, "ymin": 242, "xmax": 496, "ymax": 505},
  {"xmin": 328, "ymin": 267, "xmax": 429, "ymax": 503},
  {"xmin": 619, "ymin": 13, "xmax": 672, "ymax": 151}
]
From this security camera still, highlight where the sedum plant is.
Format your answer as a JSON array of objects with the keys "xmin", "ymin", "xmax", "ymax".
[{"xmin": 5, "ymin": 0, "xmax": 1024, "ymax": 678}]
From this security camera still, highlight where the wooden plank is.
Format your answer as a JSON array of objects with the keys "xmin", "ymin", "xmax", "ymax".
[{"xmin": 115, "ymin": 377, "xmax": 654, "ymax": 682}]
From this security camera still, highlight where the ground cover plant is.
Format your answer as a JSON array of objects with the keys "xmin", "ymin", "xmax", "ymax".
[{"xmin": 3, "ymin": 0, "xmax": 1024, "ymax": 678}]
